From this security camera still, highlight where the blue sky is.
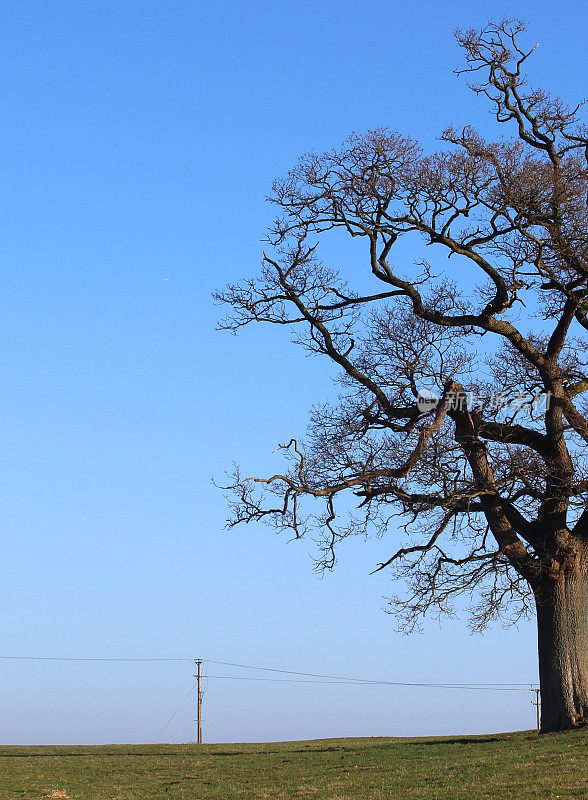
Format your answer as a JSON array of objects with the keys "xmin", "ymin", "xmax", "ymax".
[{"xmin": 0, "ymin": 0, "xmax": 585, "ymax": 744}]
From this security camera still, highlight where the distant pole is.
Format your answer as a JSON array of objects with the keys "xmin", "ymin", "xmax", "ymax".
[
  {"xmin": 535, "ymin": 688, "xmax": 541, "ymax": 733},
  {"xmin": 196, "ymin": 659, "xmax": 203, "ymax": 744}
]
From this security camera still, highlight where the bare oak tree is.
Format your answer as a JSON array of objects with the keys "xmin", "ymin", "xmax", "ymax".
[{"xmin": 216, "ymin": 19, "xmax": 588, "ymax": 732}]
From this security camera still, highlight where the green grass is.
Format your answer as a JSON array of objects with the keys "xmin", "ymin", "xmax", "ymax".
[{"xmin": 0, "ymin": 730, "xmax": 586, "ymax": 800}]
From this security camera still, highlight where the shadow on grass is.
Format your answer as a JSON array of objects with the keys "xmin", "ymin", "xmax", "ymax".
[
  {"xmin": 408, "ymin": 737, "xmax": 505, "ymax": 746},
  {"xmin": 0, "ymin": 751, "xmax": 197, "ymax": 759}
]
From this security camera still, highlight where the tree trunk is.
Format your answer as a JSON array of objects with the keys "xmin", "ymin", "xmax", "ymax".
[{"xmin": 535, "ymin": 571, "xmax": 588, "ymax": 732}]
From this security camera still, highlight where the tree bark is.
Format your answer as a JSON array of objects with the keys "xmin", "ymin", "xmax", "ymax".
[{"xmin": 535, "ymin": 570, "xmax": 588, "ymax": 732}]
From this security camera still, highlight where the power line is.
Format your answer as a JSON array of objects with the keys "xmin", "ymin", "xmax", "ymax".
[
  {"xmin": 204, "ymin": 675, "xmax": 533, "ymax": 691},
  {"xmin": 154, "ymin": 683, "xmax": 196, "ymax": 742},
  {"xmin": 205, "ymin": 659, "xmax": 536, "ymax": 688},
  {"xmin": 0, "ymin": 656, "xmax": 191, "ymax": 662},
  {"xmin": 0, "ymin": 654, "xmax": 537, "ymax": 689}
]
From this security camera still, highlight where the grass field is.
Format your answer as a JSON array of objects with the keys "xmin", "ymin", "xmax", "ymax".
[{"xmin": 0, "ymin": 729, "xmax": 586, "ymax": 800}]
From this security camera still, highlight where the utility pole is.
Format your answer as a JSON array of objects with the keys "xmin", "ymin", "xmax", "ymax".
[{"xmin": 195, "ymin": 659, "xmax": 203, "ymax": 744}]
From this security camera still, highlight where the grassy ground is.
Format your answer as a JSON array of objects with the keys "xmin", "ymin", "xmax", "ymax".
[{"xmin": 0, "ymin": 729, "xmax": 586, "ymax": 800}]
